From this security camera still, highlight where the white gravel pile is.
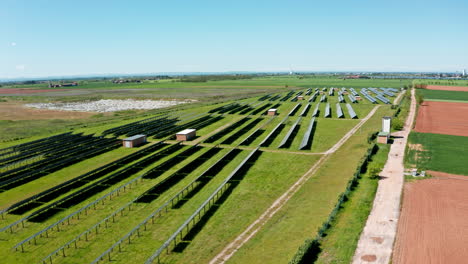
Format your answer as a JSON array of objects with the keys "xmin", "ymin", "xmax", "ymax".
[{"xmin": 26, "ymin": 99, "xmax": 187, "ymax": 112}]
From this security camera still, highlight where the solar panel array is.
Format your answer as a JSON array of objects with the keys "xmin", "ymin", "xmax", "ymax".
[
  {"xmin": 347, "ymin": 94, "xmax": 357, "ymax": 103},
  {"xmin": 338, "ymin": 94, "xmax": 345, "ymax": 103},
  {"xmin": 299, "ymin": 117, "xmax": 316, "ymax": 150},
  {"xmin": 312, "ymin": 103, "xmax": 320, "ymax": 117},
  {"xmin": 346, "ymin": 103, "xmax": 358, "ymax": 119},
  {"xmin": 349, "ymin": 88, "xmax": 359, "ymax": 96},
  {"xmin": 336, "ymin": 103, "xmax": 344, "ymax": 118},
  {"xmin": 320, "ymin": 94, "xmax": 327, "ymax": 102},
  {"xmin": 278, "ymin": 117, "xmax": 301, "ymax": 148},
  {"xmin": 359, "ymin": 88, "xmax": 377, "ymax": 103},
  {"xmin": 324, "ymin": 103, "xmax": 331, "ymax": 118}
]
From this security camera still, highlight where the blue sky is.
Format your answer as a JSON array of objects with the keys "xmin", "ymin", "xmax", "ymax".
[{"xmin": 1, "ymin": 0, "xmax": 467, "ymax": 78}]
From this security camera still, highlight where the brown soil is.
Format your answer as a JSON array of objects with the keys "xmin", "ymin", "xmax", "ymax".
[
  {"xmin": 0, "ymin": 102, "xmax": 94, "ymax": 120},
  {"xmin": 414, "ymin": 101, "xmax": 468, "ymax": 136},
  {"xmin": 423, "ymin": 85, "xmax": 468, "ymax": 92},
  {"xmin": 361, "ymin": 255, "xmax": 377, "ymax": 262},
  {"xmin": 0, "ymin": 88, "xmax": 71, "ymax": 94},
  {"xmin": 393, "ymin": 171, "xmax": 468, "ymax": 264}
]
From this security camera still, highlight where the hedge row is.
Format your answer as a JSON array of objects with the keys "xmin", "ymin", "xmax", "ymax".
[{"xmin": 288, "ymin": 142, "xmax": 378, "ymax": 264}]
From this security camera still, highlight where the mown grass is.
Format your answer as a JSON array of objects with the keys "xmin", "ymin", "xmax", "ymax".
[
  {"xmin": 314, "ymin": 144, "xmax": 390, "ymax": 264},
  {"xmin": 417, "ymin": 88, "xmax": 468, "ymax": 102},
  {"xmin": 405, "ymin": 132, "xmax": 468, "ymax": 175},
  {"xmin": 226, "ymin": 106, "xmax": 394, "ymax": 264}
]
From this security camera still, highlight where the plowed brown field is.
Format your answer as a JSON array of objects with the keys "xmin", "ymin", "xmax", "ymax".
[
  {"xmin": 414, "ymin": 101, "xmax": 468, "ymax": 136},
  {"xmin": 424, "ymin": 85, "xmax": 468, "ymax": 92},
  {"xmin": 393, "ymin": 171, "xmax": 468, "ymax": 264}
]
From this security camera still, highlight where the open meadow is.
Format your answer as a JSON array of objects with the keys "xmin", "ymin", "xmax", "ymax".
[{"xmin": 0, "ymin": 75, "xmax": 402, "ymax": 264}]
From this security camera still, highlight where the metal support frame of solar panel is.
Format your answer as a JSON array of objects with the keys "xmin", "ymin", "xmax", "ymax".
[
  {"xmin": 320, "ymin": 94, "xmax": 327, "ymax": 102},
  {"xmin": 336, "ymin": 103, "xmax": 344, "ymax": 118},
  {"xmin": 144, "ymin": 148, "xmax": 259, "ymax": 264},
  {"xmin": 312, "ymin": 103, "xmax": 320, "ymax": 117},
  {"xmin": 19, "ymin": 143, "xmax": 183, "ymax": 224},
  {"xmin": 299, "ymin": 103, "xmax": 311, "ymax": 117},
  {"xmin": 0, "ymin": 146, "xmax": 154, "ymax": 234},
  {"xmin": 14, "ymin": 143, "xmax": 183, "ymax": 252},
  {"xmin": 39, "ymin": 146, "xmax": 231, "ymax": 263},
  {"xmin": 88, "ymin": 147, "xmax": 241, "ymax": 264},
  {"xmin": 299, "ymin": 117, "xmax": 316, "ymax": 150},
  {"xmin": 2, "ymin": 142, "xmax": 167, "ymax": 216},
  {"xmin": 288, "ymin": 103, "xmax": 302, "ymax": 116},
  {"xmin": 278, "ymin": 117, "xmax": 301, "ymax": 148},
  {"xmin": 324, "ymin": 103, "xmax": 331, "ymax": 118}
]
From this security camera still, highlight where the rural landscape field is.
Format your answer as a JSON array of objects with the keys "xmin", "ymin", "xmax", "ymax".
[
  {"xmin": 2, "ymin": 1, "xmax": 467, "ymax": 263},
  {"xmin": 0, "ymin": 75, "xmax": 410, "ymax": 264}
]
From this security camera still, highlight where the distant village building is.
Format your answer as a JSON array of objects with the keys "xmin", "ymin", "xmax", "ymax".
[{"xmin": 48, "ymin": 81, "xmax": 78, "ymax": 88}]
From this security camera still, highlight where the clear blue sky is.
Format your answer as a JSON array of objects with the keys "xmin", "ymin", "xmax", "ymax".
[{"xmin": 2, "ymin": 0, "xmax": 467, "ymax": 78}]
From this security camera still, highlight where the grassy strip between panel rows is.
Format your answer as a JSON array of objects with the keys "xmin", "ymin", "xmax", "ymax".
[
  {"xmin": 288, "ymin": 136, "xmax": 382, "ymax": 264},
  {"xmin": 314, "ymin": 143, "xmax": 390, "ymax": 264}
]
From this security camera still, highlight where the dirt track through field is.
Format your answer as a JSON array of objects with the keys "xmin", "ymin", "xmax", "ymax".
[
  {"xmin": 209, "ymin": 105, "xmax": 381, "ymax": 264},
  {"xmin": 392, "ymin": 171, "xmax": 468, "ymax": 264},
  {"xmin": 352, "ymin": 88, "xmax": 416, "ymax": 264},
  {"xmin": 414, "ymin": 101, "xmax": 468, "ymax": 137},
  {"xmin": 424, "ymin": 85, "xmax": 468, "ymax": 92}
]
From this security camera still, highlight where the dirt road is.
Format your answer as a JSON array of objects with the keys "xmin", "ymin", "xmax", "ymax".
[{"xmin": 352, "ymin": 88, "xmax": 416, "ymax": 264}]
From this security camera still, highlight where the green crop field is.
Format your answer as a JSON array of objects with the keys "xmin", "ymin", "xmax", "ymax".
[
  {"xmin": 406, "ymin": 132, "xmax": 468, "ymax": 176},
  {"xmin": 413, "ymin": 79, "xmax": 468, "ymax": 87},
  {"xmin": 417, "ymin": 88, "xmax": 468, "ymax": 102},
  {"xmin": 0, "ymin": 76, "xmax": 401, "ymax": 264}
]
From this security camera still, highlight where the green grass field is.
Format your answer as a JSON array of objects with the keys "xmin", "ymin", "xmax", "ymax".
[
  {"xmin": 413, "ymin": 79, "xmax": 468, "ymax": 87},
  {"xmin": 0, "ymin": 76, "xmax": 401, "ymax": 264},
  {"xmin": 417, "ymin": 88, "xmax": 468, "ymax": 102},
  {"xmin": 226, "ymin": 106, "xmax": 394, "ymax": 264},
  {"xmin": 406, "ymin": 132, "xmax": 468, "ymax": 175},
  {"xmin": 315, "ymin": 144, "xmax": 390, "ymax": 264}
]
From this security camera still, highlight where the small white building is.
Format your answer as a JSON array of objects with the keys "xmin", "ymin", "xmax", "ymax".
[
  {"xmin": 176, "ymin": 129, "xmax": 196, "ymax": 141},
  {"xmin": 267, "ymin": 109, "xmax": 277, "ymax": 116},
  {"xmin": 122, "ymin": 134, "xmax": 147, "ymax": 148},
  {"xmin": 382, "ymin": 116, "xmax": 391, "ymax": 133}
]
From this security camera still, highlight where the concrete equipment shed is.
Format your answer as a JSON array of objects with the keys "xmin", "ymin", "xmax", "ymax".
[
  {"xmin": 377, "ymin": 132, "xmax": 390, "ymax": 144},
  {"xmin": 176, "ymin": 129, "xmax": 196, "ymax": 141},
  {"xmin": 123, "ymin": 134, "xmax": 147, "ymax": 148},
  {"xmin": 267, "ymin": 109, "xmax": 277, "ymax": 116}
]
